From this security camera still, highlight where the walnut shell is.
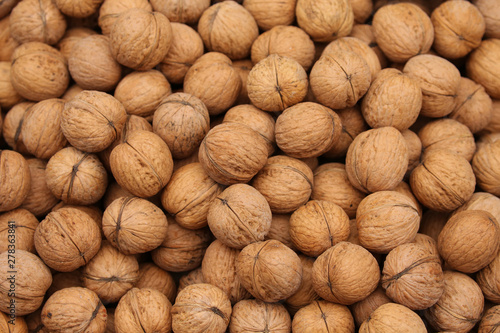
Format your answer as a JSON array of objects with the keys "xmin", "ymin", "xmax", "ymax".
[
  {"xmin": 351, "ymin": 286, "xmax": 392, "ymax": 327},
  {"xmin": 236, "ymin": 240, "xmax": 302, "ymax": 302},
  {"xmin": 62, "ymin": 84, "xmax": 85, "ymax": 101},
  {"xmin": 0, "ymin": 250, "xmax": 52, "ymax": 316},
  {"xmin": 275, "ymin": 102, "xmax": 342, "ymax": 158},
  {"xmin": 232, "ymin": 59, "xmax": 252, "ymax": 105},
  {"xmin": 0, "ymin": 16, "xmax": 18, "ymax": 62},
  {"xmin": 419, "ymin": 118, "xmax": 476, "ymax": 161},
  {"xmin": 223, "ymin": 104, "xmax": 276, "ymax": 156},
  {"xmin": 102, "ymin": 197, "xmax": 168, "ymax": 255},
  {"xmin": 410, "ymin": 149, "xmax": 476, "ymax": 212},
  {"xmin": 171, "ymin": 283, "xmax": 232, "ymax": 333},
  {"xmin": 10, "ymin": 0, "xmax": 66, "ymax": 45},
  {"xmin": 98, "ymin": 0, "xmax": 152, "ymax": 35},
  {"xmin": 110, "ymin": 130, "xmax": 174, "ymax": 198},
  {"xmin": 454, "ymin": 191, "xmax": 500, "ymax": 223},
  {"xmin": 25, "ymin": 309, "xmax": 48, "ymax": 333},
  {"xmin": 243, "ymin": 0, "xmax": 296, "ymax": 31},
  {"xmin": 432, "ymin": 0, "xmax": 485, "ymax": 59},
  {"xmin": 418, "ymin": 210, "xmax": 449, "ymax": 242},
  {"xmin": 151, "ymin": 220, "xmax": 212, "ymax": 272},
  {"xmin": 45, "ymin": 147, "xmax": 108, "ymax": 205},
  {"xmin": 424, "ymin": 270, "xmax": 484, "ymax": 332},
  {"xmin": 46, "ymin": 270, "xmax": 83, "ymax": 298},
  {"xmin": 2, "ymin": 102, "xmax": 33, "ymax": 154},
  {"xmin": 310, "ymin": 51, "xmax": 371, "ymax": 110},
  {"xmin": 207, "ymin": 184, "xmax": 272, "ymax": 249},
  {"xmin": 349, "ymin": 23, "xmax": 389, "ymax": 69},
  {"xmin": 10, "ymin": 42, "xmax": 69, "ymax": 101},
  {"xmin": 136, "ymin": 263, "xmax": 176, "ymax": 304},
  {"xmin": 401, "ymin": 129, "xmax": 422, "ymax": 179},
  {"xmin": 250, "ymin": 25, "xmax": 315, "ymax": 71},
  {"xmin": 153, "ymin": 92, "xmax": 210, "ymax": 159},
  {"xmin": 0, "ymin": 61, "xmax": 22, "ymax": 109},
  {"xmin": 1, "ymin": 310, "xmax": 28, "ymax": 333},
  {"xmin": 265, "ymin": 214, "xmax": 294, "ymax": 250},
  {"xmin": 41, "ymin": 287, "xmax": 106, "ymax": 333},
  {"xmin": 197, "ymin": 2, "xmax": 258, "ymax": 60},
  {"xmin": 158, "ymin": 22, "xmax": 204, "ymax": 85},
  {"xmin": 438, "ymin": 210, "xmax": 500, "ymax": 273},
  {"xmin": 346, "ymin": 127, "xmax": 409, "ymax": 194},
  {"xmin": 0, "ymin": 208, "xmax": 38, "ymax": 254},
  {"xmin": 68, "ymin": 34, "xmax": 122, "ymax": 92},
  {"xmin": 356, "ymin": 191, "xmax": 420, "ymax": 254},
  {"xmin": 382, "ymin": 243, "xmax": 444, "ymax": 310},
  {"xmin": 479, "ymin": 305, "xmax": 500, "ymax": 333},
  {"xmin": 177, "ymin": 268, "xmax": 205, "ymax": 294},
  {"xmin": 201, "ymin": 239, "xmax": 251, "ymax": 304},
  {"xmin": 292, "ymin": 300, "xmax": 354, "ymax": 333},
  {"xmin": 359, "ymin": 303, "xmax": 427, "ymax": 333},
  {"xmin": 289, "ymin": 200, "xmax": 350, "ymax": 257},
  {"xmin": 56, "ymin": 27, "xmax": 97, "ymax": 62},
  {"xmin": 251, "ymin": 155, "xmax": 313, "ymax": 214},
  {"xmin": 473, "ymin": 140, "xmax": 500, "ymax": 196},
  {"xmin": 183, "ymin": 52, "xmax": 242, "ymax": 116},
  {"xmin": 473, "ymin": 0, "xmax": 500, "ymax": 39},
  {"xmin": 284, "ymin": 254, "xmax": 319, "ymax": 315},
  {"xmin": 82, "ymin": 241, "xmax": 140, "ymax": 303},
  {"xmin": 115, "ymin": 70, "xmax": 171, "ymax": 118},
  {"xmin": 230, "ymin": 299, "xmax": 291, "ymax": 333},
  {"xmin": 0, "ymin": 150, "xmax": 31, "ymax": 213},
  {"xmin": 150, "ymin": 0, "xmax": 210, "ymax": 24},
  {"xmin": 198, "ymin": 122, "xmax": 268, "ymax": 185},
  {"xmin": 115, "ymin": 288, "xmax": 172, "ymax": 333},
  {"xmin": 312, "ymin": 241, "xmax": 380, "ymax": 305},
  {"xmin": 477, "ymin": 250, "xmax": 500, "ymax": 303},
  {"xmin": 296, "ymin": 0, "xmax": 354, "ymax": 42},
  {"xmin": 372, "ymin": 3, "xmax": 434, "ymax": 63},
  {"xmin": 21, "ymin": 99, "xmax": 67, "ymax": 160},
  {"xmin": 62, "ymin": 90, "xmax": 127, "ymax": 152},
  {"xmin": 361, "ymin": 68, "xmax": 421, "ymax": 130}
]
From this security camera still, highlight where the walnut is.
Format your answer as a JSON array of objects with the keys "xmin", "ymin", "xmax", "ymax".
[
  {"xmin": 292, "ymin": 300, "xmax": 355, "ymax": 332},
  {"xmin": 230, "ymin": 299, "xmax": 291, "ymax": 332},
  {"xmin": 109, "ymin": 8, "xmax": 173, "ymax": 70},
  {"xmin": 207, "ymin": 184, "xmax": 271, "ymax": 249},
  {"xmin": 403, "ymin": 54, "xmax": 461, "ymax": 118},
  {"xmin": 284, "ymin": 255, "xmax": 319, "ymax": 315},
  {"xmin": 359, "ymin": 303, "xmax": 427, "ymax": 332},
  {"xmin": 45, "ymin": 147, "xmax": 108, "ymax": 205},
  {"xmin": 201, "ymin": 240, "xmax": 251, "ymax": 304},
  {"xmin": 21, "ymin": 99, "xmax": 67, "ymax": 160},
  {"xmin": 98, "ymin": 0, "xmax": 152, "ymax": 35},
  {"xmin": 10, "ymin": 42, "xmax": 69, "ymax": 101},
  {"xmin": 151, "ymin": 220, "xmax": 212, "ymax": 272},
  {"xmin": 351, "ymin": 286, "xmax": 392, "ymax": 327},
  {"xmin": 0, "ymin": 16, "xmax": 19, "ymax": 62},
  {"xmin": 9, "ymin": 0, "xmax": 66, "ymax": 45},
  {"xmin": 102, "ymin": 197, "xmax": 168, "ymax": 255},
  {"xmin": 177, "ymin": 268, "xmax": 205, "ymax": 294},
  {"xmin": 115, "ymin": 288, "xmax": 172, "ymax": 333},
  {"xmin": 361, "ymin": 68, "xmax": 421, "ymax": 130},
  {"xmin": 223, "ymin": 104, "xmax": 276, "ymax": 156},
  {"xmin": 82, "ymin": 241, "xmax": 140, "ymax": 303},
  {"xmin": 438, "ymin": 210, "xmax": 500, "ymax": 273},
  {"xmin": 110, "ymin": 130, "xmax": 174, "ymax": 198},
  {"xmin": 0, "ymin": 208, "xmax": 38, "ymax": 254},
  {"xmin": 198, "ymin": 123, "xmax": 268, "ymax": 185},
  {"xmin": 153, "ymin": 92, "xmax": 210, "ymax": 159},
  {"xmin": 473, "ymin": 136, "xmax": 500, "ymax": 197},
  {"xmin": 158, "ymin": 23, "xmax": 204, "ymax": 85},
  {"xmin": 479, "ymin": 305, "xmax": 500, "ymax": 333},
  {"xmin": 236, "ymin": 240, "xmax": 302, "ymax": 302},
  {"xmin": 372, "ymin": 3, "xmax": 434, "ymax": 63},
  {"xmin": 346, "ymin": 127, "xmax": 409, "ymax": 193},
  {"xmin": 351, "ymin": 0, "xmax": 372, "ymax": 23},
  {"xmin": 25, "ymin": 309, "xmax": 47, "ymax": 333},
  {"xmin": 454, "ymin": 192, "xmax": 500, "ymax": 223},
  {"xmin": 265, "ymin": 214, "xmax": 295, "ymax": 250},
  {"xmin": 312, "ymin": 241, "xmax": 380, "ymax": 305},
  {"xmin": 232, "ymin": 59, "xmax": 252, "ymax": 105},
  {"xmin": 68, "ymin": 35, "xmax": 122, "ymax": 92},
  {"xmin": 41, "ymin": 287, "xmax": 106, "ymax": 333},
  {"xmin": 418, "ymin": 210, "xmax": 449, "ymax": 242},
  {"xmin": 61, "ymin": 90, "xmax": 127, "ymax": 153},
  {"xmin": 197, "ymin": 2, "xmax": 258, "ymax": 60},
  {"xmin": 349, "ymin": 24, "xmax": 388, "ymax": 69},
  {"xmin": 184, "ymin": 52, "xmax": 242, "ymax": 116},
  {"xmin": 296, "ymin": 0, "xmax": 353, "ymax": 42},
  {"xmin": 432, "ymin": 0, "xmax": 485, "ymax": 59},
  {"xmin": 424, "ymin": 271, "xmax": 484, "ymax": 332},
  {"xmin": 477, "ymin": 250, "xmax": 500, "ymax": 303},
  {"xmin": 251, "ymin": 25, "xmax": 315, "ymax": 71},
  {"xmin": 0, "ymin": 61, "xmax": 22, "ymax": 109},
  {"xmin": 52, "ymin": 204, "xmax": 103, "ymax": 235},
  {"xmin": 136, "ymin": 263, "xmax": 177, "ymax": 304},
  {"xmin": 401, "ymin": 129, "xmax": 422, "ymax": 179},
  {"xmin": 0, "ymin": 150, "xmax": 30, "ymax": 213},
  {"xmin": 251, "ymin": 155, "xmax": 313, "ymax": 214},
  {"xmin": 46, "ymin": 270, "xmax": 83, "ymax": 298},
  {"xmin": 289, "ymin": 200, "xmax": 350, "ymax": 257},
  {"xmin": 0, "ymin": 250, "xmax": 52, "ymax": 316},
  {"xmin": 310, "ymin": 50, "xmax": 371, "ymax": 110},
  {"xmin": 473, "ymin": 0, "xmax": 500, "ymax": 38},
  {"xmin": 150, "ymin": 0, "xmax": 210, "ymax": 24},
  {"xmin": 0, "ymin": 310, "xmax": 28, "ymax": 332},
  {"xmin": 55, "ymin": 0, "xmax": 104, "ymax": 18},
  {"xmin": 2, "ymin": 102, "xmax": 33, "ymax": 154},
  {"xmin": 172, "ymin": 284, "xmax": 232, "ymax": 333},
  {"xmin": 243, "ymin": 0, "xmax": 296, "ymax": 30},
  {"xmin": 410, "ymin": 149, "xmax": 476, "ymax": 212},
  {"xmin": 419, "ymin": 118, "xmax": 476, "ymax": 161}
]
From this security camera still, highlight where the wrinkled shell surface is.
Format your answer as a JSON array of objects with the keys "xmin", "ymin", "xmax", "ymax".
[
  {"xmin": 473, "ymin": 140, "xmax": 500, "ymax": 196},
  {"xmin": 359, "ymin": 303, "xmax": 427, "ymax": 333},
  {"xmin": 230, "ymin": 299, "xmax": 291, "ymax": 333},
  {"xmin": 55, "ymin": 0, "xmax": 104, "ymax": 18},
  {"xmin": 284, "ymin": 255, "xmax": 319, "ymax": 315},
  {"xmin": 477, "ymin": 250, "xmax": 500, "ymax": 303},
  {"xmin": 150, "ymin": 0, "xmax": 209, "ymax": 24},
  {"xmin": 0, "ymin": 62, "xmax": 22, "ymax": 109},
  {"xmin": 479, "ymin": 305, "xmax": 500, "ymax": 333},
  {"xmin": 473, "ymin": 0, "xmax": 500, "ymax": 38},
  {"xmin": 292, "ymin": 300, "xmax": 354, "ymax": 333},
  {"xmin": 0, "ymin": 208, "xmax": 38, "ymax": 254},
  {"xmin": 2, "ymin": 102, "xmax": 33, "ymax": 155},
  {"xmin": 243, "ymin": 0, "xmax": 296, "ymax": 31},
  {"xmin": 351, "ymin": 286, "xmax": 391, "ymax": 327},
  {"xmin": 98, "ymin": 0, "xmax": 152, "ymax": 35},
  {"xmin": 136, "ymin": 263, "xmax": 177, "ymax": 304},
  {"xmin": 0, "ymin": 150, "xmax": 31, "ymax": 212}
]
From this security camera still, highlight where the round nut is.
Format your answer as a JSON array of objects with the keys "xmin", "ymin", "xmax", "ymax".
[
  {"xmin": 472, "ymin": 140, "xmax": 500, "ymax": 196},
  {"xmin": 359, "ymin": 303, "xmax": 427, "ymax": 333},
  {"xmin": 98, "ymin": 0, "xmax": 152, "ymax": 35},
  {"xmin": 292, "ymin": 300, "xmax": 354, "ymax": 333},
  {"xmin": 243, "ymin": 0, "xmax": 296, "ymax": 31},
  {"xmin": 150, "ymin": 0, "xmax": 210, "ymax": 24},
  {"xmin": 230, "ymin": 299, "xmax": 291, "ymax": 333},
  {"xmin": 0, "ymin": 150, "xmax": 31, "ymax": 213},
  {"xmin": 0, "ymin": 209, "xmax": 38, "ymax": 254}
]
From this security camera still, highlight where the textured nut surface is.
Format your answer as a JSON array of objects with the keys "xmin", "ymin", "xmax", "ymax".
[
  {"xmin": 150, "ymin": 0, "xmax": 209, "ymax": 24},
  {"xmin": 292, "ymin": 300, "xmax": 354, "ymax": 333},
  {"xmin": 230, "ymin": 299, "xmax": 291, "ymax": 333},
  {"xmin": 243, "ymin": 0, "xmax": 296, "ymax": 30},
  {"xmin": 359, "ymin": 303, "xmax": 427, "ymax": 333},
  {"xmin": 98, "ymin": 0, "xmax": 152, "ymax": 35},
  {"xmin": 284, "ymin": 255, "xmax": 319, "ymax": 315},
  {"xmin": 0, "ymin": 16, "xmax": 19, "ymax": 62},
  {"xmin": 136, "ymin": 263, "xmax": 177, "ymax": 304},
  {"xmin": 0, "ymin": 208, "xmax": 38, "ymax": 254},
  {"xmin": 0, "ymin": 61, "xmax": 22, "ymax": 109},
  {"xmin": 454, "ymin": 191, "xmax": 500, "ymax": 223},
  {"xmin": 473, "ymin": 140, "xmax": 500, "ymax": 196},
  {"xmin": 351, "ymin": 286, "xmax": 391, "ymax": 327},
  {"xmin": 479, "ymin": 305, "xmax": 500, "ymax": 333},
  {"xmin": 477, "ymin": 250, "xmax": 500, "ymax": 303},
  {"xmin": 0, "ymin": 150, "xmax": 31, "ymax": 212},
  {"xmin": 2, "ymin": 102, "xmax": 33, "ymax": 155},
  {"xmin": 473, "ymin": 0, "xmax": 500, "ymax": 38},
  {"xmin": 57, "ymin": 27, "xmax": 97, "ymax": 62},
  {"xmin": 55, "ymin": 0, "xmax": 104, "ymax": 18}
]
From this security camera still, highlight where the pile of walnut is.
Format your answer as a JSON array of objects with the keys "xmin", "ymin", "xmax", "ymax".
[{"xmin": 1, "ymin": 0, "xmax": 500, "ymax": 332}]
